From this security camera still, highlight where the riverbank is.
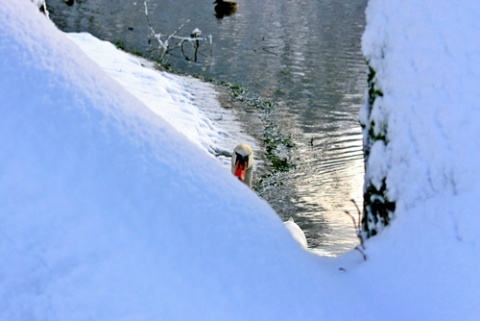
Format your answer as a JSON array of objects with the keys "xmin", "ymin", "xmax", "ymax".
[
  {"xmin": 46, "ymin": 0, "xmax": 367, "ymax": 256},
  {"xmin": 1, "ymin": 1, "xmax": 480, "ymax": 320},
  {"xmin": 67, "ymin": 32, "xmax": 259, "ymax": 171}
]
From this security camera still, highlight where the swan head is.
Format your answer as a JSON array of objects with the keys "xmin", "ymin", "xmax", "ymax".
[{"xmin": 231, "ymin": 144, "xmax": 254, "ymax": 187}]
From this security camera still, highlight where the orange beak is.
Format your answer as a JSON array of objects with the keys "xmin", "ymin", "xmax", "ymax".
[{"xmin": 234, "ymin": 160, "xmax": 247, "ymax": 181}]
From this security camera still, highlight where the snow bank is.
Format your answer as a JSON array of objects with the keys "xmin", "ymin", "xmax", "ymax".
[
  {"xmin": 3, "ymin": 0, "xmax": 480, "ymax": 320},
  {"xmin": 66, "ymin": 32, "xmax": 257, "ymax": 168},
  {"xmin": 0, "ymin": 1, "xmax": 366, "ymax": 320},
  {"xmin": 357, "ymin": 1, "xmax": 480, "ymax": 319}
]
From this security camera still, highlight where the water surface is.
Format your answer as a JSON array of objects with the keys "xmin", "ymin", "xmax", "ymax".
[{"xmin": 48, "ymin": 0, "xmax": 368, "ymax": 256}]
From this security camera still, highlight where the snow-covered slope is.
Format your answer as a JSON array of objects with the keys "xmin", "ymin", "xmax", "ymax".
[
  {"xmin": 2, "ymin": 0, "xmax": 480, "ymax": 320},
  {"xmin": 357, "ymin": 1, "xmax": 480, "ymax": 319},
  {"xmin": 0, "ymin": 1, "xmax": 364, "ymax": 320},
  {"xmin": 66, "ymin": 32, "xmax": 257, "ymax": 169}
]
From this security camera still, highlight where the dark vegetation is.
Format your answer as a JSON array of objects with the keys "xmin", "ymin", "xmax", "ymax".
[{"xmin": 360, "ymin": 64, "xmax": 396, "ymax": 238}]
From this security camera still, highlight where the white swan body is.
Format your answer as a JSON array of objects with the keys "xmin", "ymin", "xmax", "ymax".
[
  {"xmin": 231, "ymin": 144, "xmax": 308, "ymax": 249},
  {"xmin": 231, "ymin": 144, "xmax": 254, "ymax": 188},
  {"xmin": 283, "ymin": 217, "xmax": 308, "ymax": 249}
]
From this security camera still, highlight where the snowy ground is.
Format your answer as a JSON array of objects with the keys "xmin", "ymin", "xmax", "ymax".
[
  {"xmin": 1, "ymin": 1, "xmax": 480, "ymax": 320},
  {"xmin": 358, "ymin": 0, "xmax": 480, "ymax": 319},
  {"xmin": 67, "ymin": 32, "xmax": 258, "ymax": 170}
]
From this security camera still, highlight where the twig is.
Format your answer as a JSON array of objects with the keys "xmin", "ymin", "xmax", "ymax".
[
  {"xmin": 262, "ymin": 46, "xmax": 280, "ymax": 56},
  {"xmin": 344, "ymin": 199, "xmax": 367, "ymax": 261},
  {"xmin": 351, "ymin": 198, "xmax": 362, "ymax": 232},
  {"xmin": 354, "ymin": 246, "xmax": 367, "ymax": 261},
  {"xmin": 143, "ymin": 0, "xmax": 211, "ymax": 63},
  {"xmin": 165, "ymin": 19, "xmax": 191, "ymax": 46}
]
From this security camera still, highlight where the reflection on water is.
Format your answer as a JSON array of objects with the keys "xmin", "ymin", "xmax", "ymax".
[
  {"xmin": 47, "ymin": 0, "xmax": 368, "ymax": 256},
  {"xmin": 294, "ymin": 128, "xmax": 364, "ymax": 255}
]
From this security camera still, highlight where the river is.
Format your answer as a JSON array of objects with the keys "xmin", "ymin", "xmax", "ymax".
[{"xmin": 47, "ymin": 0, "xmax": 368, "ymax": 256}]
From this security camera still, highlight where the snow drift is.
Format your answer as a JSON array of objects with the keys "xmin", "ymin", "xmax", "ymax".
[
  {"xmin": 0, "ymin": 1, "xmax": 366, "ymax": 320},
  {"xmin": 357, "ymin": 0, "xmax": 480, "ymax": 319},
  {"xmin": 2, "ymin": 0, "xmax": 480, "ymax": 320}
]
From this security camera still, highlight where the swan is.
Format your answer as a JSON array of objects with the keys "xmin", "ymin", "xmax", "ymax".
[
  {"xmin": 231, "ymin": 144, "xmax": 308, "ymax": 248},
  {"xmin": 213, "ymin": 0, "xmax": 238, "ymax": 18},
  {"xmin": 231, "ymin": 143, "xmax": 254, "ymax": 188}
]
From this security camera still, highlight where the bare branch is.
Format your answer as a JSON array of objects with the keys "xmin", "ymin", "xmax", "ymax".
[
  {"xmin": 344, "ymin": 205, "xmax": 367, "ymax": 261},
  {"xmin": 143, "ymin": 0, "xmax": 212, "ymax": 64},
  {"xmin": 350, "ymin": 198, "xmax": 362, "ymax": 231}
]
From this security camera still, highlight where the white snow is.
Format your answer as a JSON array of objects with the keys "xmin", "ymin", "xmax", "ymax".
[
  {"xmin": 1, "ymin": 0, "xmax": 479, "ymax": 320},
  {"xmin": 65, "ymin": 32, "xmax": 256, "ymax": 169},
  {"xmin": 284, "ymin": 217, "xmax": 308, "ymax": 249},
  {"xmin": 358, "ymin": 0, "xmax": 480, "ymax": 319}
]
